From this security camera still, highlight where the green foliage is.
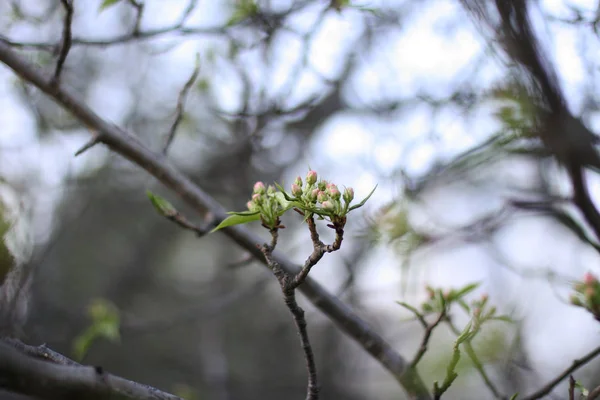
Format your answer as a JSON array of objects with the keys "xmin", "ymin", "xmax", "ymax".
[
  {"xmin": 211, "ymin": 211, "xmax": 261, "ymax": 232},
  {"xmin": 98, "ymin": 0, "xmax": 122, "ymax": 13},
  {"xmin": 227, "ymin": 0, "xmax": 259, "ymax": 26},
  {"xmin": 399, "ymin": 283, "xmax": 513, "ymax": 397},
  {"xmin": 0, "ymin": 202, "xmax": 14, "ymax": 286},
  {"xmin": 146, "ymin": 190, "xmax": 177, "ymax": 217},
  {"xmin": 73, "ymin": 298, "xmax": 120, "ymax": 361}
]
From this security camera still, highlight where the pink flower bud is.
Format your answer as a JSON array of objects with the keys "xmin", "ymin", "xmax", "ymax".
[
  {"xmin": 294, "ymin": 176, "xmax": 303, "ymax": 187},
  {"xmin": 252, "ymin": 193, "xmax": 262, "ymax": 204},
  {"xmin": 308, "ymin": 188, "xmax": 319, "ymax": 202},
  {"xmin": 291, "ymin": 183, "xmax": 302, "ymax": 197},
  {"xmin": 253, "ymin": 181, "xmax": 266, "ymax": 194},
  {"xmin": 317, "ymin": 191, "xmax": 328, "ymax": 203},
  {"xmin": 321, "ymin": 200, "xmax": 334, "ymax": 211},
  {"xmin": 306, "ymin": 170, "xmax": 317, "ymax": 185},
  {"xmin": 584, "ymin": 272, "xmax": 597, "ymax": 285},
  {"xmin": 247, "ymin": 201, "xmax": 254, "ymax": 210},
  {"xmin": 327, "ymin": 184, "xmax": 340, "ymax": 200}
]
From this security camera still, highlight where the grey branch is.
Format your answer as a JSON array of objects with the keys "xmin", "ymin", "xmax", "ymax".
[
  {"xmin": 0, "ymin": 340, "xmax": 181, "ymax": 400},
  {"xmin": 0, "ymin": 41, "xmax": 431, "ymax": 399}
]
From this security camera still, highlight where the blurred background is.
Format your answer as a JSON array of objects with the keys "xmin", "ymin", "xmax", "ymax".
[{"xmin": 1, "ymin": 0, "xmax": 600, "ymax": 399}]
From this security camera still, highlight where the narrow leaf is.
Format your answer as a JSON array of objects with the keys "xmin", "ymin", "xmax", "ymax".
[
  {"xmin": 453, "ymin": 282, "xmax": 481, "ymax": 299},
  {"xmin": 99, "ymin": 0, "xmax": 121, "ymax": 12},
  {"xmin": 146, "ymin": 190, "xmax": 176, "ymax": 216},
  {"xmin": 348, "ymin": 185, "xmax": 377, "ymax": 211},
  {"xmin": 211, "ymin": 213, "xmax": 261, "ymax": 233}
]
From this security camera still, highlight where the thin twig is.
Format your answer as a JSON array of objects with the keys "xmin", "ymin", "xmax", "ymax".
[
  {"xmin": 411, "ymin": 310, "xmax": 446, "ymax": 368},
  {"xmin": 176, "ymin": 0, "xmax": 199, "ymax": 27},
  {"xmin": 522, "ymin": 345, "xmax": 600, "ymax": 400},
  {"xmin": 162, "ymin": 54, "xmax": 201, "ymax": 155},
  {"xmin": 261, "ymin": 229, "xmax": 319, "ymax": 400},
  {"xmin": 568, "ymin": 375, "xmax": 575, "ymax": 400},
  {"xmin": 52, "ymin": 0, "xmax": 73, "ymax": 85},
  {"xmin": 127, "ymin": 0, "xmax": 145, "ymax": 34},
  {"xmin": 589, "ymin": 382, "xmax": 600, "ymax": 400},
  {"xmin": 74, "ymin": 132, "xmax": 101, "ymax": 156}
]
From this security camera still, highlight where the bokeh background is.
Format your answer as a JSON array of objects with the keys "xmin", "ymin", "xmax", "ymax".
[{"xmin": 1, "ymin": 0, "xmax": 600, "ymax": 399}]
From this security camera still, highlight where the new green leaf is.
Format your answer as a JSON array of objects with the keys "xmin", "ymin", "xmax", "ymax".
[
  {"xmin": 211, "ymin": 213, "xmax": 261, "ymax": 233},
  {"xmin": 147, "ymin": 190, "xmax": 176, "ymax": 217}
]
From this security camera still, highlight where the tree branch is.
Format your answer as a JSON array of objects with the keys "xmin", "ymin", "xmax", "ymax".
[
  {"xmin": 0, "ymin": 41, "xmax": 431, "ymax": 399},
  {"xmin": 522, "ymin": 344, "xmax": 600, "ymax": 400},
  {"xmin": 0, "ymin": 340, "xmax": 181, "ymax": 400}
]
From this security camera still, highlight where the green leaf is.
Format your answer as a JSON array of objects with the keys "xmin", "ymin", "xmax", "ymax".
[
  {"xmin": 397, "ymin": 301, "xmax": 424, "ymax": 319},
  {"xmin": 99, "ymin": 0, "xmax": 121, "ymax": 12},
  {"xmin": 72, "ymin": 299, "xmax": 120, "ymax": 361},
  {"xmin": 227, "ymin": 210, "xmax": 261, "ymax": 216},
  {"xmin": 450, "ymin": 282, "xmax": 480, "ymax": 301},
  {"xmin": 491, "ymin": 315, "xmax": 514, "ymax": 323},
  {"xmin": 211, "ymin": 213, "xmax": 261, "ymax": 233},
  {"xmin": 146, "ymin": 190, "xmax": 176, "ymax": 217},
  {"xmin": 274, "ymin": 183, "xmax": 295, "ymax": 201},
  {"xmin": 509, "ymin": 394, "xmax": 518, "ymax": 400},
  {"xmin": 348, "ymin": 185, "xmax": 377, "ymax": 211}
]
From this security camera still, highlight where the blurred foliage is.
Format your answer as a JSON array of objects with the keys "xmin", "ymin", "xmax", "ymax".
[
  {"xmin": 73, "ymin": 298, "xmax": 120, "ymax": 361},
  {"xmin": 0, "ymin": 201, "xmax": 15, "ymax": 286}
]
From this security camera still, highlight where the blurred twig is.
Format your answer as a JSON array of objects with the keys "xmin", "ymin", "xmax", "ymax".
[
  {"xmin": 522, "ymin": 345, "xmax": 600, "ymax": 400},
  {"xmin": 52, "ymin": 0, "xmax": 73, "ymax": 85}
]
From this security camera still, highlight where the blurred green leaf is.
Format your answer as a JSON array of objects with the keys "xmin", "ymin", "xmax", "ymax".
[
  {"xmin": 227, "ymin": 0, "xmax": 259, "ymax": 26},
  {"xmin": 146, "ymin": 190, "xmax": 176, "ymax": 217},
  {"xmin": 99, "ymin": 0, "xmax": 122, "ymax": 12},
  {"xmin": 73, "ymin": 298, "xmax": 120, "ymax": 361},
  {"xmin": 447, "ymin": 282, "xmax": 480, "ymax": 302}
]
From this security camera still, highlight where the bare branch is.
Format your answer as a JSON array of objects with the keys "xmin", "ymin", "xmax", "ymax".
[
  {"xmin": 261, "ymin": 228, "xmax": 319, "ymax": 400},
  {"xmin": 411, "ymin": 310, "xmax": 446, "ymax": 368},
  {"xmin": 0, "ymin": 40, "xmax": 431, "ymax": 400},
  {"xmin": 127, "ymin": 0, "xmax": 145, "ymax": 34},
  {"xmin": 0, "ymin": 26, "xmax": 225, "ymax": 51},
  {"xmin": 52, "ymin": 0, "xmax": 73, "ymax": 85},
  {"xmin": 522, "ymin": 345, "xmax": 600, "ymax": 400},
  {"xmin": 163, "ymin": 54, "xmax": 201, "ymax": 155},
  {"xmin": 0, "ymin": 340, "xmax": 181, "ymax": 400}
]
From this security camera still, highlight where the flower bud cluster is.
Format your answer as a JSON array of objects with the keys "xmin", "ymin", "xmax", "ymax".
[
  {"xmin": 571, "ymin": 272, "xmax": 600, "ymax": 321},
  {"xmin": 288, "ymin": 170, "xmax": 355, "ymax": 217},
  {"xmin": 246, "ymin": 181, "xmax": 283, "ymax": 228}
]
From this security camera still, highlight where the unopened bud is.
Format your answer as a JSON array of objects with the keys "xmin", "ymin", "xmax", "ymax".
[
  {"xmin": 308, "ymin": 188, "xmax": 319, "ymax": 202},
  {"xmin": 252, "ymin": 193, "xmax": 262, "ymax": 204},
  {"xmin": 321, "ymin": 200, "xmax": 335, "ymax": 211},
  {"xmin": 294, "ymin": 176, "xmax": 303, "ymax": 187},
  {"xmin": 327, "ymin": 184, "xmax": 341, "ymax": 200},
  {"xmin": 291, "ymin": 183, "xmax": 302, "ymax": 197},
  {"xmin": 584, "ymin": 272, "xmax": 597, "ymax": 285},
  {"xmin": 267, "ymin": 185, "xmax": 276, "ymax": 195},
  {"xmin": 317, "ymin": 191, "xmax": 328, "ymax": 203},
  {"xmin": 306, "ymin": 170, "xmax": 317, "ymax": 185},
  {"xmin": 343, "ymin": 187, "xmax": 354, "ymax": 203},
  {"xmin": 253, "ymin": 181, "xmax": 266, "ymax": 194}
]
